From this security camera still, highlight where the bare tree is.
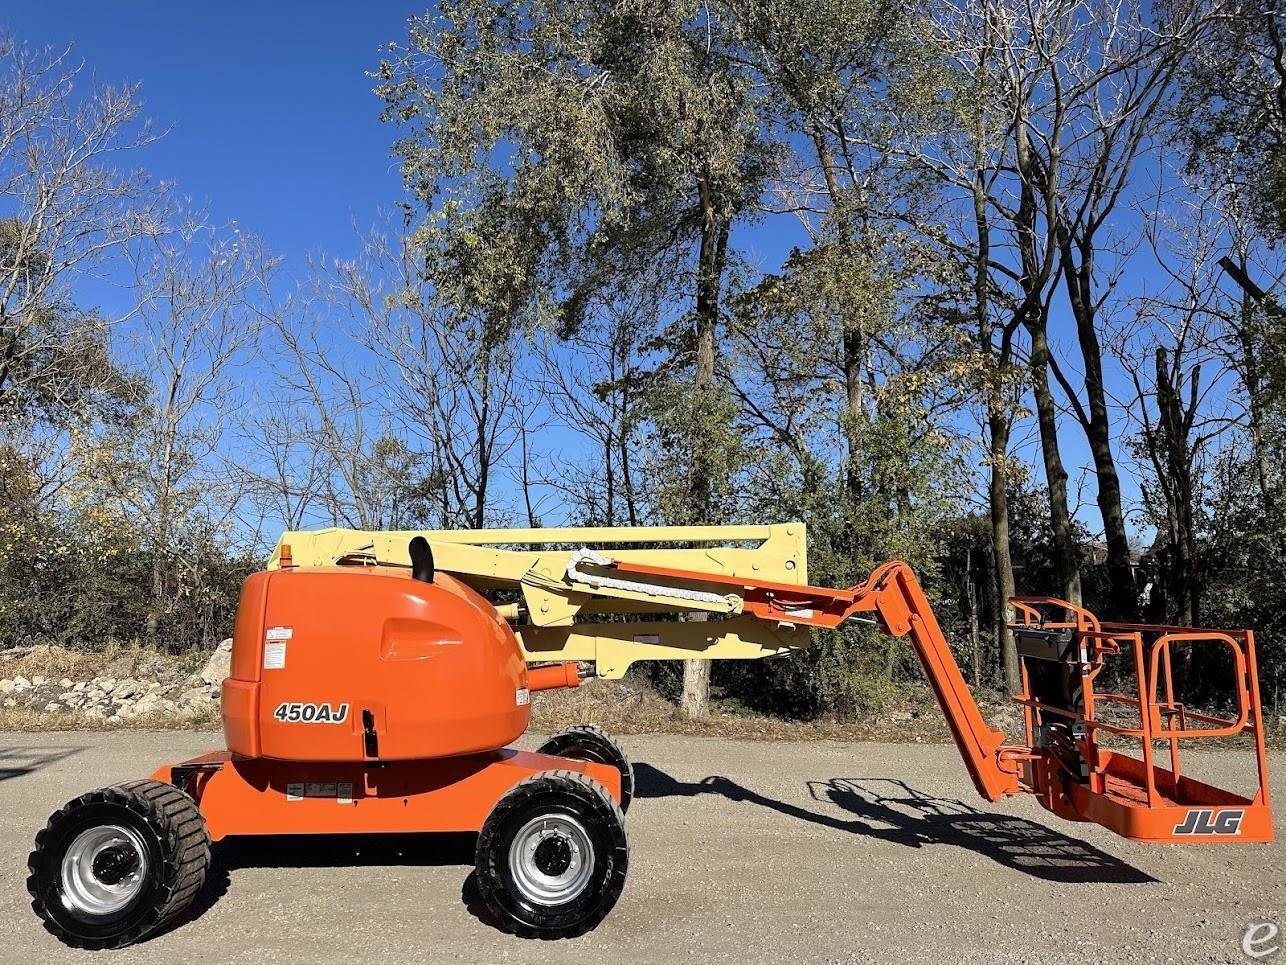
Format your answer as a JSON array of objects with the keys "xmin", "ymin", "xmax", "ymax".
[
  {"xmin": 331, "ymin": 224, "xmax": 526, "ymax": 530},
  {"xmin": 913, "ymin": 0, "xmax": 1071, "ymax": 686},
  {"xmin": 107, "ymin": 221, "xmax": 273, "ymax": 644},
  {"xmin": 0, "ymin": 34, "xmax": 165, "ymax": 512},
  {"xmin": 533, "ymin": 287, "xmax": 651, "ymax": 527},
  {"xmin": 1033, "ymin": 0, "xmax": 1207, "ymax": 616},
  {"xmin": 1119, "ymin": 207, "xmax": 1233, "ymax": 625},
  {"xmin": 269, "ymin": 298, "xmax": 414, "ymax": 532},
  {"xmin": 242, "ymin": 403, "xmax": 327, "ymax": 534}
]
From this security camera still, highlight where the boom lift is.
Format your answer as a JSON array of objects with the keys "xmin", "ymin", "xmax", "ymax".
[{"xmin": 27, "ymin": 524, "xmax": 1274, "ymax": 949}]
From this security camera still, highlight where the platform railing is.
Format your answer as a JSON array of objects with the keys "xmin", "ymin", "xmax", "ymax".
[{"xmin": 1008, "ymin": 599, "xmax": 1271, "ymax": 814}]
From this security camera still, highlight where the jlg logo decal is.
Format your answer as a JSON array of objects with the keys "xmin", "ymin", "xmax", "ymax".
[
  {"xmin": 273, "ymin": 702, "xmax": 350, "ymax": 724},
  {"xmin": 1173, "ymin": 808, "xmax": 1244, "ymax": 836}
]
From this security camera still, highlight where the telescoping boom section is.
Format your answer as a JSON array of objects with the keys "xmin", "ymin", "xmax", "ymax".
[{"xmin": 272, "ymin": 524, "xmax": 1272, "ymax": 844}]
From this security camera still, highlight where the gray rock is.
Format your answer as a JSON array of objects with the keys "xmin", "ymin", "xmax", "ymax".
[
  {"xmin": 198, "ymin": 639, "xmax": 234, "ymax": 687},
  {"xmin": 180, "ymin": 685, "xmax": 214, "ymax": 704},
  {"xmin": 112, "ymin": 678, "xmax": 143, "ymax": 699},
  {"xmin": 0, "ymin": 645, "xmax": 38, "ymax": 659},
  {"xmin": 11, "ymin": 676, "xmax": 31, "ymax": 692},
  {"xmin": 103, "ymin": 654, "xmax": 136, "ymax": 679}
]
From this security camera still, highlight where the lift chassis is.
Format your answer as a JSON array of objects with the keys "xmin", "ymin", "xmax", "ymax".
[{"xmin": 27, "ymin": 523, "xmax": 1273, "ymax": 949}]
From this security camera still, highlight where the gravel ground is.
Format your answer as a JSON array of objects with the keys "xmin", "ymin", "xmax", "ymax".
[{"xmin": 1, "ymin": 730, "xmax": 1281, "ymax": 964}]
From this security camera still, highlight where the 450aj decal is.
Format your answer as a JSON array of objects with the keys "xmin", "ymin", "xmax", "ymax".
[{"xmin": 273, "ymin": 701, "xmax": 350, "ymax": 724}]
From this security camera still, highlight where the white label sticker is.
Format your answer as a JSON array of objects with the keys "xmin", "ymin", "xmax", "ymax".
[
  {"xmin": 286, "ymin": 783, "xmax": 303, "ymax": 801},
  {"xmin": 515, "ymin": 687, "xmax": 530, "ymax": 707},
  {"xmin": 266, "ymin": 626, "xmax": 293, "ymax": 641},
  {"xmin": 264, "ymin": 641, "xmax": 287, "ymax": 669},
  {"xmin": 633, "ymin": 633, "xmax": 660, "ymax": 645},
  {"xmin": 338, "ymin": 782, "xmax": 354, "ymax": 804}
]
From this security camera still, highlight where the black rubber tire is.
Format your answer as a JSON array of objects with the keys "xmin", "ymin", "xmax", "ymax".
[
  {"xmin": 536, "ymin": 724, "xmax": 635, "ymax": 813},
  {"xmin": 475, "ymin": 769, "xmax": 628, "ymax": 938},
  {"xmin": 27, "ymin": 779, "xmax": 210, "ymax": 949}
]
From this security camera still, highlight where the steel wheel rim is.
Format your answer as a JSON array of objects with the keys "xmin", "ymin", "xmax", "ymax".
[
  {"xmin": 60, "ymin": 824, "xmax": 149, "ymax": 919},
  {"xmin": 508, "ymin": 813, "xmax": 594, "ymax": 905}
]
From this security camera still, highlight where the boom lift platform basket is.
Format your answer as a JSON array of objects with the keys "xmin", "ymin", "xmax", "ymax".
[{"xmin": 1007, "ymin": 598, "xmax": 1272, "ymax": 842}]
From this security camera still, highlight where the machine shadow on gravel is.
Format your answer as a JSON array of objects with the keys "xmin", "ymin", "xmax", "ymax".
[
  {"xmin": 634, "ymin": 763, "xmax": 1156, "ymax": 885},
  {"xmin": 0, "ymin": 744, "xmax": 82, "ymax": 782},
  {"xmin": 166, "ymin": 832, "xmax": 479, "ymax": 937},
  {"xmin": 183, "ymin": 837, "xmax": 584, "ymax": 940}
]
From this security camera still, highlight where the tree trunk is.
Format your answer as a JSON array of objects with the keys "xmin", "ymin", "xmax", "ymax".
[
  {"xmin": 147, "ymin": 413, "xmax": 178, "ymax": 646},
  {"xmin": 1061, "ymin": 238, "xmax": 1136, "ymax": 618},
  {"xmin": 1027, "ymin": 321, "xmax": 1083, "ymax": 604},
  {"xmin": 966, "ymin": 549, "xmax": 982, "ymax": 684},
  {"xmin": 969, "ymin": 143, "xmax": 1018, "ymax": 692},
  {"xmin": 810, "ymin": 128, "xmax": 867, "ymax": 501},
  {"xmin": 680, "ymin": 661, "xmax": 712, "ymax": 717},
  {"xmin": 989, "ymin": 411, "xmax": 1020, "ymax": 693},
  {"xmin": 679, "ymin": 182, "xmax": 729, "ymax": 719},
  {"xmin": 472, "ymin": 341, "xmax": 492, "ymax": 530},
  {"xmin": 1155, "ymin": 347, "xmax": 1199, "ymax": 625},
  {"xmin": 843, "ymin": 322, "xmax": 867, "ymax": 499}
]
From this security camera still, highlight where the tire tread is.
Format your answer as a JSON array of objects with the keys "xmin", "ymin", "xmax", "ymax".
[
  {"xmin": 536, "ymin": 724, "xmax": 635, "ymax": 813},
  {"xmin": 27, "ymin": 778, "xmax": 210, "ymax": 950},
  {"xmin": 475, "ymin": 768, "xmax": 628, "ymax": 939}
]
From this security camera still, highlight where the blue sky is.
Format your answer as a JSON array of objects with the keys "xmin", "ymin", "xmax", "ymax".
[
  {"xmin": 3, "ymin": 3, "xmax": 1161, "ymax": 544},
  {"xmin": 3, "ymin": 2, "xmax": 408, "ymax": 269}
]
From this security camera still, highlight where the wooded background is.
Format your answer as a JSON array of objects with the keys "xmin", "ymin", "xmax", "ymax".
[{"xmin": 1, "ymin": 0, "xmax": 1283, "ymax": 720}]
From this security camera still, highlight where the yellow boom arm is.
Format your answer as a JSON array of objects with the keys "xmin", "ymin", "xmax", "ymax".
[{"xmin": 270, "ymin": 523, "xmax": 812, "ymax": 678}]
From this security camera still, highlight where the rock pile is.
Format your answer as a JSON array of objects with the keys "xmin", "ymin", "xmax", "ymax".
[{"xmin": 0, "ymin": 640, "xmax": 231, "ymax": 724}]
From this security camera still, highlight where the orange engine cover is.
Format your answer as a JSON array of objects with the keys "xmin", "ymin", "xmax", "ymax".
[{"xmin": 221, "ymin": 566, "xmax": 531, "ymax": 762}]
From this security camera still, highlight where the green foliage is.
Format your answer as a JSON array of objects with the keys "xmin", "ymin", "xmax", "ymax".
[
  {"xmin": 377, "ymin": 0, "xmax": 774, "ymax": 332},
  {"xmin": 640, "ymin": 354, "xmax": 748, "ymax": 525},
  {"xmin": 1170, "ymin": 0, "xmax": 1286, "ymax": 238},
  {"xmin": 0, "ymin": 471, "xmax": 251, "ymax": 651}
]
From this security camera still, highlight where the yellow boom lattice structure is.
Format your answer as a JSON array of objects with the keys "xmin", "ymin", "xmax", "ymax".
[{"xmin": 270, "ymin": 524, "xmax": 813, "ymax": 678}]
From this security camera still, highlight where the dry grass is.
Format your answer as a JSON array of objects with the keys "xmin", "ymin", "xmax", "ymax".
[
  {"xmin": 531, "ymin": 676, "xmax": 1014, "ymax": 744},
  {"xmin": 0, "ymin": 705, "xmax": 220, "ymax": 733},
  {"xmin": 0, "ymin": 642, "xmax": 206, "ymax": 681}
]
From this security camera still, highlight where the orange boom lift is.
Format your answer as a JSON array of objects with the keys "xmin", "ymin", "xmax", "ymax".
[{"xmin": 26, "ymin": 526, "xmax": 1273, "ymax": 949}]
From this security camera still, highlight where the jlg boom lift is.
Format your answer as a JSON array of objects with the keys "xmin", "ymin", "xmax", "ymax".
[{"xmin": 27, "ymin": 523, "xmax": 1274, "ymax": 948}]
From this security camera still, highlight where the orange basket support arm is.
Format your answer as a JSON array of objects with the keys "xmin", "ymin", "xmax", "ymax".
[
  {"xmin": 859, "ymin": 563, "xmax": 1019, "ymax": 801},
  {"xmin": 609, "ymin": 557, "xmax": 1020, "ymax": 801}
]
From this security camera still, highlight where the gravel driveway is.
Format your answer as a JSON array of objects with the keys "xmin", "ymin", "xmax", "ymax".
[{"xmin": 1, "ymin": 730, "xmax": 1280, "ymax": 964}]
